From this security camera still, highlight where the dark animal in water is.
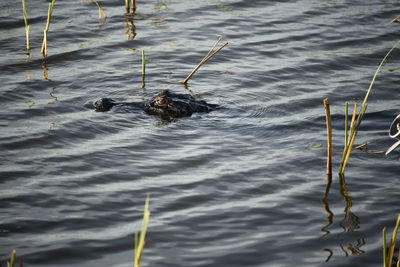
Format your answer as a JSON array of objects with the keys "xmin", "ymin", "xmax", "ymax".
[{"xmin": 85, "ymin": 89, "xmax": 218, "ymax": 120}]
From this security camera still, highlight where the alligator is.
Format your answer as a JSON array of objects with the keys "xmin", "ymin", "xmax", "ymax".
[{"xmin": 85, "ymin": 89, "xmax": 218, "ymax": 120}]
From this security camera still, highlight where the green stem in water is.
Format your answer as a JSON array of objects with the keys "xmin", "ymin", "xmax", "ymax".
[
  {"xmin": 142, "ymin": 49, "xmax": 146, "ymax": 88},
  {"xmin": 22, "ymin": 0, "xmax": 29, "ymax": 54}
]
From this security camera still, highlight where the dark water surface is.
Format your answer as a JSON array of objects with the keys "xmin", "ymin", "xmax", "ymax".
[{"xmin": 1, "ymin": 0, "xmax": 400, "ymax": 266}]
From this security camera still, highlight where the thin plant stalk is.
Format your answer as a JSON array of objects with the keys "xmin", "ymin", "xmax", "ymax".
[
  {"xmin": 387, "ymin": 214, "xmax": 400, "ymax": 267},
  {"xmin": 344, "ymin": 102, "xmax": 348, "ymax": 146},
  {"xmin": 134, "ymin": 193, "xmax": 150, "ymax": 267},
  {"xmin": 125, "ymin": 0, "xmax": 130, "ymax": 13},
  {"xmin": 141, "ymin": 49, "xmax": 146, "ymax": 88},
  {"xmin": 348, "ymin": 103, "xmax": 357, "ymax": 145},
  {"xmin": 91, "ymin": 0, "xmax": 107, "ymax": 19},
  {"xmin": 43, "ymin": 30, "xmax": 47, "ymax": 57},
  {"xmin": 41, "ymin": 0, "xmax": 55, "ymax": 57},
  {"xmin": 383, "ymin": 227, "xmax": 387, "ymax": 267},
  {"xmin": 131, "ymin": 0, "xmax": 136, "ymax": 13},
  {"xmin": 179, "ymin": 36, "xmax": 228, "ymax": 84},
  {"xmin": 338, "ymin": 40, "xmax": 400, "ymax": 174},
  {"xmin": 22, "ymin": 0, "xmax": 30, "ymax": 55},
  {"xmin": 323, "ymin": 98, "xmax": 332, "ymax": 175},
  {"xmin": 7, "ymin": 250, "xmax": 16, "ymax": 267},
  {"xmin": 339, "ymin": 104, "xmax": 367, "ymax": 174},
  {"xmin": 362, "ymin": 40, "xmax": 400, "ymax": 108}
]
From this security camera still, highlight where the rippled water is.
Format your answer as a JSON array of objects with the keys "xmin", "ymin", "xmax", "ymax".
[{"xmin": 1, "ymin": 0, "xmax": 400, "ymax": 266}]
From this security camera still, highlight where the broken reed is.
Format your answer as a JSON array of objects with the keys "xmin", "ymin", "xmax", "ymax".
[
  {"xmin": 338, "ymin": 39, "xmax": 400, "ymax": 174},
  {"xmin": 179, "ymin": 36, "xmax": 228, "ymax": 84},
  {"xmin": 41, "ymin": 0, "xmax": 55, "ymax": 57},
  {"xmin": 134, "ymin": 193, "xmax": 150, "ymax": 267},
  {"xmin": 21, "ymin": 0, "xmax": 29, "ymax": 55},
  {"xmin": 383, "ymin": 214, "xmax": 400, "ymax": 267}
]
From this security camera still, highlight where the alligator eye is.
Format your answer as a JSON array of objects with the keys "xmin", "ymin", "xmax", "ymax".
[{"xmin": 155, "ymin": 97, "xmax": 167, "ymax": 106}]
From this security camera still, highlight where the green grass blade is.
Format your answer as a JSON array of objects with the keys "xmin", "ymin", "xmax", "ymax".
[
  {"xmin": 383, "ymin": 227, "xmax": 387, "ymax": 267},
  {"xmin": 134, "ymin": 193, "xmax": 150, "ymax": 267},
  {"xmin": 345, "ymin": 102, "xmax": 348, "ymax": 146},
  {"xmin": 362, "ymin": 40, "xmax": 400, "ymax": 107},
  {"xmin": 142, "ymin": 49, "xmax": 146, "ymax": 88},
  {"xmin": 22, "ymin": 0, "xmax": 28, "ymax": 27},
  {"xmin": 388, "ymin": 214, "xmax": 400, "ymax": 267},
  {"xmin": 10, "ymin": 250, "xmax": 16, "ymax": 267}
]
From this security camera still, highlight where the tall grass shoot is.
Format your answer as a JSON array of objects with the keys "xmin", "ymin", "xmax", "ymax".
[
  {"xmin": 21, "ymin": 0, "xmax": 29, "ymax": 55},
  {"xmin": 338, "ymin": 40, "xmax": 400, "ymax": 174},
  {"xmin": 41, "ymin": 0, "xmax": 56, "ymax": 57},
  {"xmin": 134, "ymin": 193, "xmax": 150, "ymax": 267}
]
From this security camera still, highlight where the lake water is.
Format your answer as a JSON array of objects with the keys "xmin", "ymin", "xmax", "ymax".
[{"xmin": 1, "ymin": 0, "xmax": 400, "ymax": 266}]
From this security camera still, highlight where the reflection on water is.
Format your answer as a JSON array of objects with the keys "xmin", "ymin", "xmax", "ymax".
[
  {"xmin": 321, "ymin": 174, "xmax": 333, "ymax": 238},
  {"xmin": 321, "ymin": 173, "xmax": 365, "ymax": 262},
  {"xmin": 124, "ymin": 16, "xmax": 136, "ymax": 40}
]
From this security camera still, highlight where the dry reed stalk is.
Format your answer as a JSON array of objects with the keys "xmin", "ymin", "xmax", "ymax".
[
  {"xmin": 179, "ymin": 36, "xmax": 228, "ymax": 84},
  {"xmin": 392, "ymin": 15, "xmax": 400, "ymax": 23},
  {"xmin": 355, "ymin": 142, "xmax": 370, "ymax": 149},
  {"xmin": 131, "ymin": 0, "xmax": 136, "ymax": 13},
  {"xmin": 91, "ymin": 0, "xmax": 107, "ymax": 19},
  {"xmin": 324, "ymin": 98, "xmax": 332, "ymax": 175},
  {"xmin": 125, "ymin": 0, "xmax": 130, "ymax": 13}
]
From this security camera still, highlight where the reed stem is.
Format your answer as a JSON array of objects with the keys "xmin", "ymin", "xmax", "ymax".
[
  {"xmin": 179, "ymin": 36, "xmax": 228, "ymax": 84},
  {"xmin": 131, "ymin": 0, "xmax": 136, "ymax": 13},
  {"xmin": 338, "ymin": 40, "xmax": 400, "ymax": 174},
  {"xmin": 41, "ymin": 0, "xmax": 55, "ymax": 57},
  {"xmin": 21, "ymin": 0, "xmax": 30, "ymax": 55},
  {"xmin": 134, "ymin": 193, "xmax": 150, "ymax": 267},
  {"xmin": 387, "ymin": 214, "xmax": 400, "ymax": 267},
  {"xmin": 142, "ymin": 49, "xmax": 146, "ymax": 88},
  {"xmin": 344, "ymin": 102, "xmax": 348, "ymax": 146},
  {"xmin": 91, "ymin": 0, "xmax": 107, "ymax": 19},
  {"xmin": 125, "ymin": 0, "xmax": 130, "ymax": 13},
  {"xmin": 383, "ymin": 227, "xmax": 387, "ymax": 267},
  {"xmin": 323, "ymin": 98, "xmax": 332, "ymax": 175},
  {"xmin": 348, "ymin": 103, "xmax": 357, "ymax": 145}
]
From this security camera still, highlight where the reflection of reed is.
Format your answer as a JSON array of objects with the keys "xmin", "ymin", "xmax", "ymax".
[
  {"xmin": 339, "ymin": 174, "xmax": 360, "ymax": 232},
  {"xmin": 48, "ymin": 86, "xmax": 58, "ymax": 104},
  {"xmin": 124, "ymin": 17, "xmax": 136, "ymax": 40},
  {"xmin": 321, "ymin": 174, "xmax": 333, "ymax": 237},
  {"xmin": 323, "ymin": 248, "xmax": 333, "ymax": 262},
  {"xmin": 339, "ymin": 236, "xmax": 365, "ymax": 256},
  {"xmin": 321, "ymin": 173, "xmax": 366, "ymax": 262},
  {"xmin": 42, "ymin": 59, "xmax": 48, "ymax": 81}
]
